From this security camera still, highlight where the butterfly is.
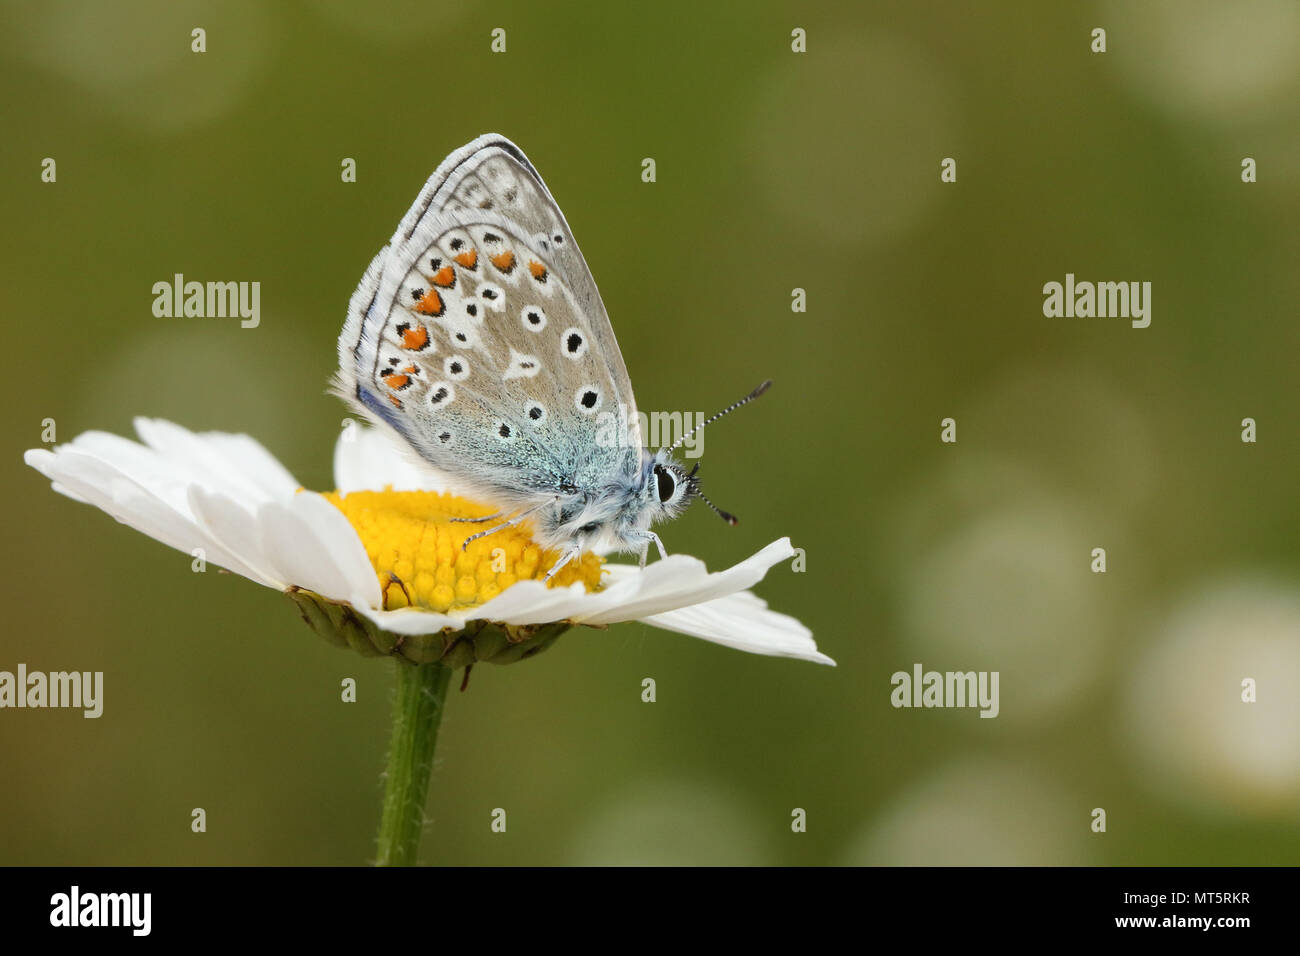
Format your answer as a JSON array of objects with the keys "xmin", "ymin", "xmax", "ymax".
[{"xmin": 334, "ymin": 134, "xmax": 768, "ymax": 579}]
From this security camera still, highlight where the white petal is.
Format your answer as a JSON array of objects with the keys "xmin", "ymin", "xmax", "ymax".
[
  {"xmin": 52, "ymin": 429, "xmax": 206, "ymax": 516},
  {"xmin": 24, "ymin": 446, "xmax": 271, "ymax": 586},
  {"xmin": 257, "ymin": 491, "xmax": 382, "ymax": 608},
  {"xmin": 187, "ymin": 486, "xmax": 288, "ymax": 588},
  {"xmin": 351, "ymin": 603, "xmax": 465, "ymax": 636},
  {"xmin": 49, "ymin": 481, "xmax": 89, "ymax": 503},
  {"xmin": 188, "ymin": 432, "xmax": 301, "ymax": 500},
  {"xmin": 578, "ymin": 538, "xmax": 799, "ymax": 625},
  {"xmin": 449, "ymin": 543, "xmax": 797, "ymax": 629},
  {"xmin": 639, "ymin": 590, "xmax": 835, "ymax": 665},
  {"xmin": 353, "ymin": 538, "xmax": 818, "ymax": 667},
  {"xmin": 134, "ymin": 417, "xmax": 299, "ymax": 503},
  {"xmin": 455, "ymin": 577, "xmax": 597, "ymax": 624},
  {"xmin": 333, "ymin": 425, "xmax": 450, "ymax": 495}
]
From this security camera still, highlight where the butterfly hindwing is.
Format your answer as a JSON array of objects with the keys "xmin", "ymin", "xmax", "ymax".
[{"xmin": 336, "ymin": 135, "xmax": 641, "ymax": 508}]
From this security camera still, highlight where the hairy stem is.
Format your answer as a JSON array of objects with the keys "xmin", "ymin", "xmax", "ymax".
[{"xmin": 376, "ymin": 661, "xmax": 452, "ymax": 866}]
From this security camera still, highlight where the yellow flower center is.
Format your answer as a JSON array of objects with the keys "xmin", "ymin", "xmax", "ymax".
[{"xmin": 323, "ymin": 489, "xmax": 603, "ymax": 612}]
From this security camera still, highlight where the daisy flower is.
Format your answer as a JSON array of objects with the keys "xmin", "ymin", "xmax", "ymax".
[
  {"xmin": 25, "ymin": 418, "xmax": 828, "ymax": 865},
  {"xmin": 23, "ymin": 419, "xmax": 831, "ymax": 667}
]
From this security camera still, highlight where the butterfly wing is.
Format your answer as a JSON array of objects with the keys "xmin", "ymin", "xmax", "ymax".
[{"xmin": 335, "ymin": 135, "xmax": 642, "ymax": 508}]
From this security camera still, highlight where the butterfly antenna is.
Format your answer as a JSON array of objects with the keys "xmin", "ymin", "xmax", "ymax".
[
  {"xmin": 697, "ymin": 487, "xmax": 739, "ymax": 526},
  {"xmin": 669, "ymin": 379, "xmax": 772, "ymax": 453},
  {"xmin": 683, "ymin": 447, "xmax": 738, "ymax": 525}
]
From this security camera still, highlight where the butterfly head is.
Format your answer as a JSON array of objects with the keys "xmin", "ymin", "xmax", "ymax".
[
  {"xmin": 554, "ymin": 383, "xmax": 770, "ymax": 554},
  {"xmin": 541, "ymin": 450, "xmax": 728, "ymax": 558},
  {"xmin": 638, "ymin": 449, "xmax": 738, "ymax": 531},
  {"xmin": 546, "ymin": 451, "xmax": 696, "ymax": 552},
  {"xmin": 647, "ymin": 451, "xmax": 699, "ymax": 522}
]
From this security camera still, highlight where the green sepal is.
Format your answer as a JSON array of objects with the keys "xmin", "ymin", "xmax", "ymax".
[{"xmin": 287, "ymin": 589, "xmax": 572, "ymax": 668}]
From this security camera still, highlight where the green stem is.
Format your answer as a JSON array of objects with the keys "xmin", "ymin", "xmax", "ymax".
[{"xmin": 376, "ymin": 661, "xmax": 453, "ymax": 866}]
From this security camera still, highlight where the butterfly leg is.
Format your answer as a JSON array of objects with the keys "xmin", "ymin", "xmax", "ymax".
[
  {"xmin": 649, "ymin": 531, "xmax": 668, "ymax": 560},
  {"xmin": 636, "ymin": 531, "xmax": 669, "ymax": 569},
  {"xmin": 450, "ymin": 511, "xmax": 505, "ymax": 524},
  {"xmin": 382, "ymin": 572, "xmax": 412, "ymax": 610},
  {"xmin": 543, "ymin": 548, "xmax": 581, "ymax": 583},
  {"xmin": 460, "ymin": 502, "xmax": 547, "ymax": 550}
]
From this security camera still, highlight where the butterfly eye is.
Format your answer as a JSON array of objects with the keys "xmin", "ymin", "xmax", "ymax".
[{"xmin": 655, "ymin": 465, "xmax": 675, "ymax": 503}]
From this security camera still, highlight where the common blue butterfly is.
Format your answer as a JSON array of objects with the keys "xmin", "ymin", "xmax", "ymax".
[{"xmin": 334, "ymin": 134, "xmax": 767, "ymax": 578}]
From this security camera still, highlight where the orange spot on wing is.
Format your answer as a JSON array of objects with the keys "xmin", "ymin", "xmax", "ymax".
[
  {"xmin": 431, "ymin": 265, "xmax": 456, "ymax": 288},
  {"xmin": 453, "ymin": 250, "xmax": 478, "ymax": 269},
  {"xmin": 528, "ymin": 260, "xmax": 547, "ymax": 281},
  {"xmin": 413, "ymin": 291, "xmax": 443, "ymax": 318},
  {"xmin": 388, "ymin": 395, "xmax": 403, "ymax": 409},
  {"xmin": 401, "ymin": 324, "xmax": 431, "ymax": 349},
  {"xmin": 383, "ymin": 373, "xmax": 411, "ymax": 390},
  {"xmin": 491, "ymin": 250, "xmax": 516, "ymax": 272},
  {"xmin": 404, "ymin": 365, "xmax": 417, "ymax": 374}
]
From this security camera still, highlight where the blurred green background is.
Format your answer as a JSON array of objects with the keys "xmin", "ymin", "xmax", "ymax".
[{"xmin": 3, "ymin": 0, "xmax": 1299, "ymax": 865}]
